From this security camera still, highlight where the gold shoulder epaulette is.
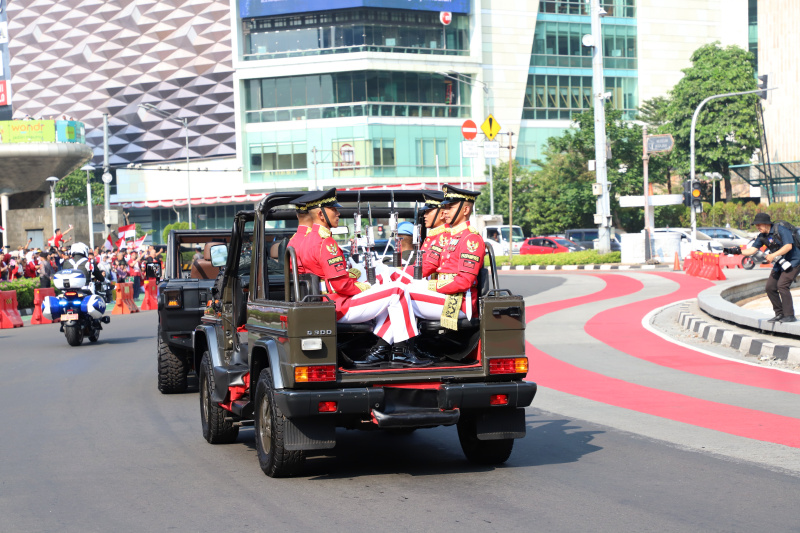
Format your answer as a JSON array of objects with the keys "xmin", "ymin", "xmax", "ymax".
[
  {"xmin": 468, "ymin": 225, "xmax": 479, "ymax": 234},
  {"xmin": 428, "ymin": 226, "xmax": 451, "ymax": 237},
  {"xmin": 318, "ymin": 226, "xmax": 331, "ymax": 238}
]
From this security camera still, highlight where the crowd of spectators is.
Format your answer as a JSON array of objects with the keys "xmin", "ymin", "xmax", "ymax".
[{"xmin": 1, "ymin": 240, "xmax": 164, "ymax": 299}]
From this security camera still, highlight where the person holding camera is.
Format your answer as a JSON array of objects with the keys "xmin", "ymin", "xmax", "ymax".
[{"xmin": 726, "ymin": 213, "xmax": 800, "ymax": 323}]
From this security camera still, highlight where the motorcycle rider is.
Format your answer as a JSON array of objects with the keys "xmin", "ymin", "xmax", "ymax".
[{"xmin": 64, "ymin": 242, "xmax": 106, "ymax": 296}]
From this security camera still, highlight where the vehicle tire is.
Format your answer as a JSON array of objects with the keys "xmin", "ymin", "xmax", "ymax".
[
  {"xmin": 88, "ymin": 328, "xmax": 100, "ymax": 343},
  {"xmin": 157, "ymin": 326, "xmax": 189, "ymax": 394},
  {"xmin": 254, "ymin": 368, "xmax": 305, "ymax": 477},
  {"xmin": 199, "ymin": 351, "xmax": 239, "ymax": 444},
  {"xmin": 457, "ymin": 413, "xmax": 514, "ymax": 465},
  {"xmin": 743, "ymin": 256, "xmax": 756, "ymax": 270},
  {"xmin": 64, "ymin": 324, "xmax": 83, "ymax": 346}
]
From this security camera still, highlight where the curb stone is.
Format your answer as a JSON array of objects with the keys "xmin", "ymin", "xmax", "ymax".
[
  {"xmin": 677, "ymin": 302, "xmax": 800, "ymax": 364},
  {"xmin": 500, "ymin": 263, "xmax": 671, "ymax": 271}
]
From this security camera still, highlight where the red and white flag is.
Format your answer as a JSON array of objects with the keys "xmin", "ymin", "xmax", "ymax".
[
  {"xmin": 132, "ymin": 234, "xmax": 147, "ymax": 252},
  {"xmin": 47, "ymin": 236, "xmax": 55, "ymax": 246},
  {"xmin": 0, "ymin": 225, "xmax": 4, "ymax": 233},
  {"xmin": 115, "ymin": 237, "xmax": 126, "ymax": 250},
  {"xmin": 117, "ymin": 223, "xmax": 136, "ymax": 240},
  {"xmin": 103, "ymin": 235, "xmax": 113, "ymax": 251}
]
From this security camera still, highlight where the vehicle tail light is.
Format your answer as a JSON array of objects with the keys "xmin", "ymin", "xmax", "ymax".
[
  {"xmin": 164, "ymin": 289, "xmax": 182, "ymax": 309},
  {"xmin": 318, "ymin": 401, "xmax": 337, "ymax": 413},
  {"xmin": 65, "ymin": 291, "xmax": 77, "ymax": 297},
  {"xmin": 490, "ymin": 394, "xmax": 509, "ymax": 406},
  {"xmin": 295, "ymin": 365, "xmax": 336, "ymax": 382},
  {"xmin": 489, "ymin": 357, "xmax": 528, "ymax": 375}
]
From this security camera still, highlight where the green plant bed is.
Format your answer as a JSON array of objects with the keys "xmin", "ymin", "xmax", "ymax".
[
  {"xmin": 0, "ymin": 278, "xmax": 41, "ymax": 309},
  {"xmin": 488, "ymin": 251, "xmax": 622, "ymax": 267}
]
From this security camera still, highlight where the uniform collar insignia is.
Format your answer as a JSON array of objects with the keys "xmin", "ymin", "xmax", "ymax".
[
  {"xmin": 428, "ymin": 225, "xmax": 450, "ymax": 237},
  {"xmin": 451, "ymin": 221, "xmax": 470, "ymax": 235},
  {"xmin": 317, "ymin": 224, "xmax": 331, "ymax": 238}
]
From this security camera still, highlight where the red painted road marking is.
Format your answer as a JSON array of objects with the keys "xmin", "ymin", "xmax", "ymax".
[
  {"xmin": 584, "ymin": 272, "xmax": 800, "ymax": 395},
  {"xmin": 525, "ymin": 272, "xmax": 800, "ymax": 448}
]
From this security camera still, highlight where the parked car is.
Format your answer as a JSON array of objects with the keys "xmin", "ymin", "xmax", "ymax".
[
  {"xmin": 653, "ymin": 228, "xmax": 724, "ymax": 255},
  {"xmin": 520, "ymin": 236, "xmax": 585, "ymax": 255},
  {"xmin": 698, "ymin": 227, "xmax": 752, "ymax": 248},
  {"xmin": 564, "ymin": 228, "xmax": 622, "ymax": 252}
]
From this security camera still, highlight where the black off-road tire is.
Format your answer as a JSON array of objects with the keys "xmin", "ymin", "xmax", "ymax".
[
  {"xmin": 254, "ymin": 368, "xmax": 305, "ymax": 477},
  {"xmin": 199, "ymin": 351, "xmax": 239, "ymax": 444},
  {"xmin": 64, "ymin": 324, "xmax": 83, "ymax": 346},
  {"xmin": 157, "ymin": 326, "xmax": 189, "ymax": 394},
  {"xmin": 742, "ymin": 256, "xmax": 756, "ymax": 270},
  {"xmin": 457, "ymin": 413, "xmax": 514, "ymax": 465},
  {"xmin": 88, "ymin": 330, "xmax": 100, "ymax": 343}
]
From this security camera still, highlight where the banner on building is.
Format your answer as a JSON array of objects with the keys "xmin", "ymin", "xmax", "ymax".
[
  {"xmin": 0, "ymin": 120, "xmax": 56, "ymax": 143},
  {"xmin": 241, "ymin": 0, "xmax": 470, "ymax": 18}
]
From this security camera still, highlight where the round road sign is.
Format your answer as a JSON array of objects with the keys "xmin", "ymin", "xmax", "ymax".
[
  {"xmin": 461, "ymin": 119, "xmax": 477, "ymax": 140},
  {"xmin": 440, "ymin": 11, "xmax": 452, "ymax": 25}
]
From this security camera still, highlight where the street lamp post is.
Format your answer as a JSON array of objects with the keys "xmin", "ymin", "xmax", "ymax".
[
  {"xmin": 139, "ymin": 103, "xmax": 192, "ymax": 226},
  {"xmin": 46, "ymin": 177, "xmax": 59, "ymax": 237},
  {"xmin": 81, "ymin": 163, "xmax": 95, "ymax": 249}
]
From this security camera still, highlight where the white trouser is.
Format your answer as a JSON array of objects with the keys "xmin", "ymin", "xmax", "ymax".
[
  {"xmin": 404, "ymin": 280, "xmax": 468, "ymax": 321},
  {"xmin": 339, "ymin": 280, "xmax": 419, "ymax": 344}
]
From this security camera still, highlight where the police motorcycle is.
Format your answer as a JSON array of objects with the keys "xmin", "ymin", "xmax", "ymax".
[{"xmin": 41, "ymin": 243, "xmax": 111, "ymax": 346}]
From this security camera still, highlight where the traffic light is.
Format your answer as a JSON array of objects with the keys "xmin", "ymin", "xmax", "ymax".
[
  {"xmin": 757, "ymin": 74, "xmax": 769, "ymax": 100},
  {"xmin": 691, "ymin": 181, "xmax": 703, "ymax": 213},
  {"xmin": 683, "ymin": 180, "xmax": 692, "ymax": 207}
]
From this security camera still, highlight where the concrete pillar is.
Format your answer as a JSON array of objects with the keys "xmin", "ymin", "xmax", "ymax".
[{"xmin": 1, "ymin": 193, "xmax": 8, "ymax": 249}]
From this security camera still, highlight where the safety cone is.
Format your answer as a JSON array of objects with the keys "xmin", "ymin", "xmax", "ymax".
[{"xmin": 673, "ymin": 252, "xmax": 682, "ymax": 271}]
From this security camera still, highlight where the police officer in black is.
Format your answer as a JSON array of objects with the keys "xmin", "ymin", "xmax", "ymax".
[{"xmin": 732, "ymin": 213, "xmax": 800, "ymax": 323}]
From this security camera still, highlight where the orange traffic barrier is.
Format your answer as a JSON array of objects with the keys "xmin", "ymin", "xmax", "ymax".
[
  {"xmin": 711, "ymin": 254, "xmax": 726, "ymax": 281},
  {"xmin": 719, "ymin": 254, "xmax": 744, "ymax": 269},
  {"xmin": 31, "ymin": 288, "xmax": 59, "ymax": 325},
  {"xmin": 685, "ymin": 252, "xmax": 700, "ymax": 277},
  {"xmin": 111, "ymin": 282, "xmax": 139, "ymax": 315},
  {"xmin": 0, "ymin": 290, "xmax": 24, "ymax": 328},
  {"xmin": 140, "ymin": 279, "xmax": 158, "ymax": 311},
  {"xmin": 673, "ymin": 252, "xmax": 682, "ymax": 271}
]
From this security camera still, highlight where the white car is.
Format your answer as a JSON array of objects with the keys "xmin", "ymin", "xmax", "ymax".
[{"xmin": 653, "ymin": 228, "xmax": 724, "ymax": 256}]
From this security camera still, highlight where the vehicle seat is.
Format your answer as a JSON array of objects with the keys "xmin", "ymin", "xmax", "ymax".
[
  {"xmin": 416, "ymin": 267, "xmax": 489, "ymax": 334},
  {"xmin": 190, "ymin": 243, "xmax": 221, "ymax": 280}
]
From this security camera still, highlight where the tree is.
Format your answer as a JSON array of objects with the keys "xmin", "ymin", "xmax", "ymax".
[
  {"xmin": 54, "ymin": 165, "xmax": 105, "ymax": 206},
  {"xmin": 476, "ymin": 161, "xmax": 538, "ymax": 235},
  {"xmin": 666, "ymin": 42, "xmax": 760, "ymax": 201},
  {"xmin": 162, "ymin": 221, "xmax": 195, "ymax": 244},
  {"xmin": 638, "ymin": 96, "xmax": 670, "ymax": 128}
]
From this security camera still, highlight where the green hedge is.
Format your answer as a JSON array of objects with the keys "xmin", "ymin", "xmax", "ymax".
[
  {"xmin": 0, "ymin": 278, "xmax": 40, "ymax": 309},
  {"xmin": 489, "ymin": 250, "xmax": 622, "ymax": 267}
]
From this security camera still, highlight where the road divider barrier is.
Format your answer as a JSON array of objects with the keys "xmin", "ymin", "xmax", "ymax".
[
  {"xmin": 685, "ymin": 252, "xmax": 726, "ymax": 281},
  {"xmin": 719, "ymin": 254, "xmax": 744, "ymax": 269},
  {"xmin": 140, "ymin": 280, "xmax": 158, "ymax": 311},
  {"xmin": 0, "ymin": 290, "xmax": 24, "ymax": 328},
  {"xmin": 111, "ymin": 282, "xmax": 139, "ymax": 315},
  {"xmin": 31, "ymin": 288, "xmax": 59, "ymax": 325}
]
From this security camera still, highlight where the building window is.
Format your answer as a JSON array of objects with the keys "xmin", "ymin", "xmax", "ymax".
[
  {"xmin": 418, "ymin": 139, "xmax": 447, "ymax": 168},
  {"xmin": 243, "ymin": 8, "xmax": 469, "ymax": 60},
  {"xmin": 249, "ymin": 141, "xmax": 308, "ymax": 174},
  {"xmin": 531, "ymin": 21, "xmax": 637, "ymax": 70},
  {"xmin": 538, "ymin": 0, "xmax": 635, "ymax": 18},
  {"xmin": 523, "ymin": 74, "xmax": 637, "ymax": 119},
  {"xmin": 244, "ymin": 71, "xmax": 470, "ymax": 123},
  {"xmin": 373, "ymin": 139, "xmax": 396, "ymax": 167}
]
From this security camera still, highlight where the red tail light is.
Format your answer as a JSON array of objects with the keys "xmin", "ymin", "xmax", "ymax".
[
  {"xmin": 318, "ymin": 401, "xmax": 337, "ymax": 413},
  {"xmin": 489, "ymin": 357, "xmax": 528, "ymax": 375},
  {"xmin": 295, "ymin": 365, "xmax": 336, "ymax": 382},
  {"xmin": 489, "ymin": 394, "xmax": 509, "ymax": 406}
]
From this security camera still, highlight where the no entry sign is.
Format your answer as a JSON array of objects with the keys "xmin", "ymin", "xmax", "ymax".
[{"xmin": 461, "ymin": 119, "xmax": 477, "ymax": 140}]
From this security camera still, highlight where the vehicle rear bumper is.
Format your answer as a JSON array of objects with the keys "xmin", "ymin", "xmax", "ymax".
[{"xmin": 273, "ymin": 380, "xmax": 537, "ymax": 418}]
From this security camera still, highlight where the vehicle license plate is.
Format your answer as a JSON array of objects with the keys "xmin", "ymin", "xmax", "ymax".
[{"xmin": 62, "ymin": 313, "xmax": 79, "ymax": 321}]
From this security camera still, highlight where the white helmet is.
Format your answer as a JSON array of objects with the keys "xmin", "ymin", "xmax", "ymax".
[{"xmin": 70, "ymin": 242, "xmax": 90, "ymax": 257}]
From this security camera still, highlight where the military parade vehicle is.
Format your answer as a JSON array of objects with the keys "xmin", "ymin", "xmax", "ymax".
[
  {"xmin": 156, "ymin": 229, "xmax": 235, "ymax": 393},
  {"xmin": 193, "ymin": 191, "xmax": 536, "ymax": 477}
]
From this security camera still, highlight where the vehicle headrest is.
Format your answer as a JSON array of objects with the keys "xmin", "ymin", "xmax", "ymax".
[{"xmin": 203, "ymin": 242, "xmax": 217, "ymax": 261}]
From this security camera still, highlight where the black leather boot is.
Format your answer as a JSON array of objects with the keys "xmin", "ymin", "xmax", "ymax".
[
  {"xmin": 767, "ymin": 314, "xmax": 784, "ymax": 323},
  {"xmin": 391, "ymin": 343, "xmax": 433, "ymax": 367},
  {"xmin": 352, "ymin": 344, "xmax": 392, "ymax": 368}
]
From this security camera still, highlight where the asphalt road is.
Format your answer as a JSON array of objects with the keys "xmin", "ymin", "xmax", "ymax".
[{"xmin": 0, "ymin": 274, "xmax": 798, "ymax": 532}]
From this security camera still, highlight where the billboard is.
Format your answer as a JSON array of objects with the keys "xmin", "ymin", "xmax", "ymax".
[
  {"xmin": 240, "ymin": 0, "xmax": 470, "ymax": 18},
  {"xmin": 0, "ymin": 120, "xmax": 56, "ymax": 143}
]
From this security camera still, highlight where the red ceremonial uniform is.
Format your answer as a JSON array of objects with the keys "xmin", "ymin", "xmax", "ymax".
[
  {"xmin": 403, "ymin": 224, "xmax": 450, "ymax": 279},
  {"xmin": 297, "ymin": 223, "xmax": 418, "ymax": 343},
  {"xmin": 287, "ymin": 225, "xmax": 311, "ymax": 272}
]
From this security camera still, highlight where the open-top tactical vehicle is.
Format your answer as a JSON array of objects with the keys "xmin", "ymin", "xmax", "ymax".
[
  {"xmin": 157, "ymin": 229, "xmax": 237, "ymax": 393},
  {"xmin": 194, "ymin": 191, "xmax": 536, "ymax": 477}
]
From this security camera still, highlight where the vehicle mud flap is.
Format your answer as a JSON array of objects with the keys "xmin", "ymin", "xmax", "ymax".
[
  {"xmin": 474, "ymin": 407, "xmax": 526, "ymax": 440},
  {"xmin": 284, "ymin": 417, "xmax": 336, "ymax": 451},
  {"xmin": 211, "ymin": 364, "xmax": 249, "ymax": 403}
]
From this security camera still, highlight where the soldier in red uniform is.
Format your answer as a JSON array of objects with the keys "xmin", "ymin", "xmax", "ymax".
[
  {"xmin": 295, "ymin": 188, "xmax": 430, "ymax": 367},
  {"xmin": 402, "ymin": 190, "xmax": 449, "ymax": 280},
  {"xmin": 283, "ymin": 195, "xmax": 314, "ymax": 272},
  {"xmin": 405, "ymin": 185, "xmax": 485, "ymax": 330}
]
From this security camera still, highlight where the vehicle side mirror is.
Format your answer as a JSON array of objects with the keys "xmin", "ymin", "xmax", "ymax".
[{"xmin": 209, "ymin": 244, "xmax": 228, "ymax": 267}]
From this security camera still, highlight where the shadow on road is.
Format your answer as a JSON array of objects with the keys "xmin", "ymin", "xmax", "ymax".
[
  {"xmin": 235, "ymin": 410, "xmax": 603, "ymax": 479},
  {"xmin": 100, "ymin": 335, "xmax": 155, "ymax": 345}
]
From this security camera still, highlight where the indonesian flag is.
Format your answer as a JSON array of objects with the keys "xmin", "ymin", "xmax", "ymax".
[
  {"xmin": 47, "ymin": 236, "xmax": 55, "ymax": 246},
  {"xmin": 115, "ymin": 237, "xmax": 126, "ymax": 250},
  {"xmin": 103, "ymin": 235, "xmax": 113, "ymax": 251},
  {"xmin": 0, "ymin": 225, "xmax": 4, "ymax": 233},
  {"xmin": 118, "ymin": 223, "xmax": 136, "ymax": 240},
  {"xmin": 132, "ymin": 234, "xmax": 147, "ymax": 252}
]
